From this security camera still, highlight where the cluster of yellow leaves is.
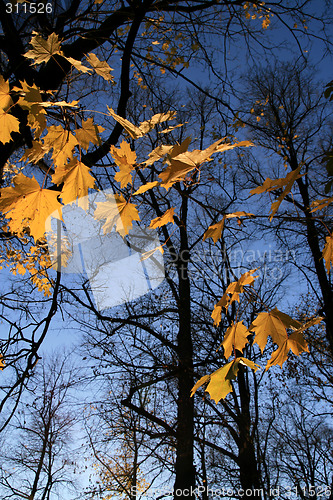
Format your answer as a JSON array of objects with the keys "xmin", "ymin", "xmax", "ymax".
[
  {"xmin": 0, "ymin": 239, "xmax": 53, "ymax": 295},
  {"xmin": 190, "ymin": 269, "xmax": 322, "ymax": 403},
  {"xmin": 243, "ymin": 2, "xmax": 272, "ymax": 30},
  {"xmin": 25, "ymin": 32, "xmax": 114, "ymax": 82},
  {"xmin": 251, "ymin": 166, "xmax": 333, "ymax": 275},
  {"xmin": 111, "ymin": 141, "xmax": 137, "ymax": 188},
  {"xmin": 250, "ymin": 166, "xmax": 302, "ymax": 220},
  {"xmin": 211, "ymin": 269, "xmax": 258, "ymax": 326},
  {"xmin": 104, "ymin": 113, "xmax": 253, "ymax": 236}
]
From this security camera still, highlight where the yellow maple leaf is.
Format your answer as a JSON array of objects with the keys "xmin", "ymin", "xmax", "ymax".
[
  {"xmin": 149, "ymin": 207, "xmax": 175, "ymax": 228},
  {"xmin": 110, "ymin": 141, "xmax": 136, "ymax": 166},
  {"xmin": 14, "ymin": 81, "xmax": 46, "ymax": 137},
  {"xmin": 94, "ymin": 193, "xmax": 140, "ymax": 236},
  {"xmin": 265, "ymin": 332, "xmax": 309, "ymax": 370},
  {"xmin": 0, "ymin": 110, "xmax": 20, "ymax": 144},
  {"xmin": 159, "ymin": 139, "xmax": 252, "ymax": 189},
  {"xmin": 311, "ymin": 197, "xmax": 333, "ymax": 212},
  {"xmin": 0, "ymin": 173, "xmax": 62, "ymax": 241},
  {"xmin": 212, "ymin": 269, "xmax": 258, "ymax": 325},
  {"xmin": 108, "ymin": 108, "xmax": 176, "ymax": 139},
  {"xmin": 21, "ymin": 141, "xmax": 47, "ymax": 164},
  {"xmin": 249, "ymin": 310, "xmax": 290, "ymax": 353},
  {"xmin": 203, "ymin": 219, "xmax": 225, "ymax": 244},
  {"xmin": 24, "ymin": 32, "xmax": 63, "ymax": 65},
  {"xmin": 191, "ymin": 357, "xmax": 259, "ymax": 403},
  {"xmin": 145, "ymin": 145, "xmax": 174, "ymax": 166},
  {"xmin": 133, "ymin": 181, "xmax": 160, "ymax": 195},
  {"xmin": 0, "ymin": 75, "xmax": 13, "ymax": 110},
  {"xmin": 203, "ymin": 212, "xmax": 254, "ymax": 243},
  {"xmin": 251, "ymin": 167, "xmax": 302, "ymax": 219},
  {"xmin": 220, "ymin": 321, "xmax": 249, "ymax": 359},
  {"xmin": 323, "ymin": 235, "xmax": 333, "ymax": 274},
  {"xmin": 66, "ymin": 57, "xmax": 92, "ymax": 74},
  {"xmin": 75, "ymin": 118, "xmax": 105, "ymax": 150},
  {"xmin": 86, "ymin": 53, "xmax": 114, "ymax": 81},
  {"xmin": 43, "ymin": 125, "xmax": 78, "ymax": 167},
  {"xmin": 110, "ymin": 141, "xmax": 136, "ymax": 188},
  {"xmin": 52, "ymin": 159, "xmax": 95, "ymax": 209}
]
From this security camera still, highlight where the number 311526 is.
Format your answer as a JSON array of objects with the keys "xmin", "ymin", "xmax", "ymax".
[{"xmin": 6, "ymin": 3, "xmax": 53, "ymax": 14}]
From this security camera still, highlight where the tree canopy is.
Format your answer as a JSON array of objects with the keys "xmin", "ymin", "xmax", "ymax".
[{"xmin": 0, "ymin": 0, "xmax": 332, "ymax": 498}]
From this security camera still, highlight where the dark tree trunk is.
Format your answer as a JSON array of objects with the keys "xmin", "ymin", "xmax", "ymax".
[{"xmin": 174, "ymin": 192, "xmax": 196, "ymax": 498}]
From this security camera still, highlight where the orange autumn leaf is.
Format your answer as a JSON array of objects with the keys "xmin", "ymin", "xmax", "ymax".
[
  {"xmin": 220, "ymin": 321, "xmax": 249, "ymax": 359},
  {"xmin": 265, "ymin": 332, "xmax": 309, "ymax": 370},
  {"xmin": 75, "ymin": 118, "xmax": 105, "ymax": 150},
  {"xmin": 191, "ymin": 358, "xmax": 259, "ymax": 403},
  {"xmin": 0, "ymin": 110, "xmax": 20, "ymax": 144},
  {"xmin": 203, "ymin": 212, "xmax": 254, "ymax": 243},
  {"xmin": 43, "ymin": 125, "xmax": 78, "ymax": 167},
  {"xmin": 94, "ymin": 193, "xmax": 140, "ymax": 236},
  {"xmin": 0, "ymin": 173, "xmax": 62, "ymax": 241},
  {"xmin": 24, "ymin": 32, "xmax": 63, "ymax": 65},
  {"xmin": 149, "ymin": 207, "xmax": 175, "ymax": 228},
  {"xmin": 251, "ymin": 166, "xmax": 302, "ymax": 219},
  {"xmin": 52, "ymin": 159, "xmax": 95, "ymax": 209},
  {"xmin": 249, "ymin": 308, "xmax": 301, "ymax": 353},
  {"xmin": 133, "ymin": 181, "xmax": 160, "ymax": 195},
  {"xmin": 110, "ymin": 141, "xmax": 137, "ymax": 188},
  {"xmin": 322, "ymin": 235, "xmax": 333, "ymax": 274},
  {"xmin": 86, "ymin": 53, "xmax": 114, "ymax": 81},
  {"xmin": 212, "ymin": 269, "xmax": 258, "ymax": 326},
  {"xmin": 108, "ymin": 108, "xmax": 176, "ymax": 139},
  {"xmin": 0, "ymin": 75, "xmax": 13, "ymax": 110}
]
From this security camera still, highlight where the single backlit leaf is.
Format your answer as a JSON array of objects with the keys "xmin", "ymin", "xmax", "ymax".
[
  {"xmin": 149, "ymin": 207, "xmax": 175, "ymax": 228},
  {"xmin": 203, "ymin": 219, "xmax": 225, "ymax": 243},
  {"xmin": 0, "ymin": 111, "xmax": 20, "ymax": 144},
  {"xmin": 221, "ymin": 321, "xmax": 249, "ymax": 359},
  {"xmin": 249, "ymin": 310, "xmax": 288, "ymax": 353},
  {"xmin": 323, "ymin": 235, "xmax": 333, "ymax": 274},
  {"xmin": 0, "ymin": 173, "xmax": 62, "ymax": 240},
  {"xmin": 52, "ymin": 159, "xmax": 95, "ymax": 209},
  {"xmin": 203, "ymin": 212, "xmax": 254, "ymax": 243},
  {"xmin": 43, "ymin": 125, "xmax": 78, "ymax": 167},
  {"xmin": 266, "ymin": 332, "xmax": 309, "ymax": 370},
  {"xmin": 94, "ymin": 194, "xmax": 140, "ymax": 236},
  {"xmin": 75, "ymin": 118, "xmax": 105, "ymax": 150},
  {"xmin": 0, "ymin": 75, "xmax": 13, "ymax": 110},
  {"xmin": 191, "ymin": 357, "xmax": 259, "ymax": 403},
  {"xmin": 66, "ymin": 57, "xmax": 92, "ymax": 74},
  {"xmin": 86, "ymin": 53, "xmax": 114, "ymax": 81},
  {"xmin": 24, "ymin": 32, "xmax": 63, "ymax": 65},
  {"xmin": 133, "ymin": 181, "xmax": 160, "ymax": 195}
]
